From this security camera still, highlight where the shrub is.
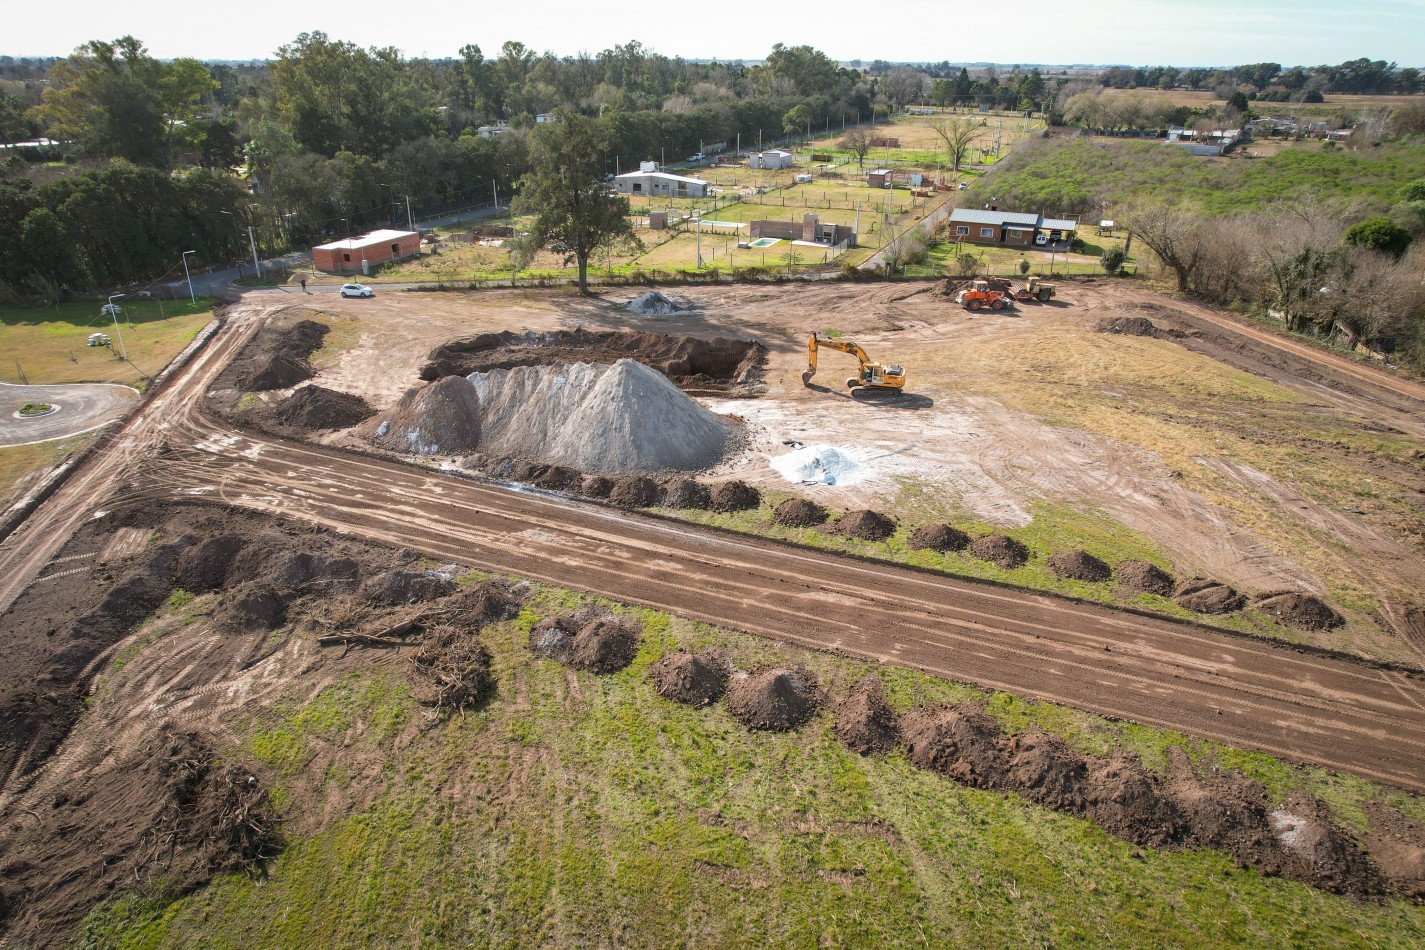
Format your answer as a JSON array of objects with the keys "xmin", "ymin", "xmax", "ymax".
[{"xmin": 1101, "ymin": 247, "xmax": 1126, "ymax": 274}]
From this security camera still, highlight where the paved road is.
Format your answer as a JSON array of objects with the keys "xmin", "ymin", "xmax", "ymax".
[{"xmin": 0, "ymin": 382, "xmax": 139, "ymax": 447}]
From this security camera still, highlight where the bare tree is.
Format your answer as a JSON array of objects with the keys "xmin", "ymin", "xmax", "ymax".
[
  {"xmin": 1250, "ymin": 202, "xmax": 1344, "ymax": 333},
  {"xmin": 1120, "ymin": 202, "xmax": 1209, "ymax": 292},
  {"xmin": 840, "ymin": 127, "xmax": 874, "ymax": 169},
  {"xmin": 930, "ymin": 116, "xmax": 980, "ymax": 174},
  {"xmin": 883, "ymin": 67, "xmax": 926, "ymax": 110}
]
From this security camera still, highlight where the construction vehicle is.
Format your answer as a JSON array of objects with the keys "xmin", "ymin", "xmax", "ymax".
[
  {"xmin": 802, "ymin": 333, "xmax": 906, "ymax": 393},
  {"xmin": 954, "ymin": 279, "xmax": 1011, "ymax": 311},
  {"xmin": 987, "ymin": 275, "xmax": 1057, "ymax": 303}
]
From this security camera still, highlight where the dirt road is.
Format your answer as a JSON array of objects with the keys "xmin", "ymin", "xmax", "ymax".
[
  {"xmin": 2, "ymin": 298, "xmax": 1424, "ymax": 794},
  {"xmin": 0, "ymin": 382, "xmax": 139, "ymax": 447}
]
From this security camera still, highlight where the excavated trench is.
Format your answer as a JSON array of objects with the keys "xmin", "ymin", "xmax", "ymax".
[{"xmin": 419, "ymin": 328, "xmax": 766, "ymax": 396}]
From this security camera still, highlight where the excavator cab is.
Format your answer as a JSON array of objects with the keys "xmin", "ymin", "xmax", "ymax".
[{"xmin": 803, "ymin": 333, "xmax": 907, "ymax": 393}]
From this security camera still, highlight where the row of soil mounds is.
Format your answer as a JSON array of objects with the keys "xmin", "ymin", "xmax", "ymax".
[
  {"xmin": 483, "ymin": 459, "xmax": 764, "ymax": 513},
  {"xmin": 0, "ymin": 500, "xmax": 526, "ymax": 942},
  {"xmin": 632, "ymin": 658, "xmax": 1415, "ymax": 899},
  {"xmin": 770, "ymin": 499, "xmax": 1343, "ymax": 630},
  {"xmin": 418, "ymin": 327, "xmax": 766, "ymax": 395}
]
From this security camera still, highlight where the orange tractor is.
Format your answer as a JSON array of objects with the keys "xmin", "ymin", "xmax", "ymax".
[{"xmin": 954, "ymin": 279, "xmax": 1011, "ymax": 311}]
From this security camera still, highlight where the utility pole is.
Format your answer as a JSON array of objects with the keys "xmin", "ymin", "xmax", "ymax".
[
  {"xmin": 406, "ymin": 195, "xmax": 414, "ymax": 232},
  {"xmin": 492, "ymin": 180, "xmax": 499, "ymax": 214},
  {"xmin": 106, "ymin": 294, "xmax": 127, "ymax": 360},
  {"xmin": 181, "ymin": 250, "xmax": 197, "ymax": 304},
  {"xmin": 248, "ymin": 226, "xmax": 262, "ymax": 277},
  {"xmin": 696, "ymin": 216, "xmax": 702, "ymax": 268}
]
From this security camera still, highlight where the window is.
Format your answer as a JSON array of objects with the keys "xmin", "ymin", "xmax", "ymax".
[
  {"xmin": 980, "ymin": 227, "xmax": 994, "ymax": 238},
  {"xmin": 632, "ymin": 183, "xmax": 642, "ymax": 193},
  {"xmin": 1007, "ymin": 229, "xmax": 1027, "ymax": 239},
  {"xmin": 955, "ymin": 226, "xmax": 969, "ymax": 236},
  {"xmin": 342, "ymin": 253, "xmax": 351, "ymax": 262}
]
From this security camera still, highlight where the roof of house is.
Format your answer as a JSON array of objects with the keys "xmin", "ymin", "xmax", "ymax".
[
  {"xmin": 764, "ymin": 148, "xmax": 792, "ymax": 156},
  {"xmin": 1041, "ymin": 217, "xmax": 1078, "ymax": 231},
  {"xmin": 313, "ymin": 229, "xmax": 417, "ymax": 252},
  {"xmin": 950, "ymin": 208, "xmax": 1039, "ymax": 227},
  {"xmin": 615, "ymin": 170, "xmax": 707, "ymax": 186}
]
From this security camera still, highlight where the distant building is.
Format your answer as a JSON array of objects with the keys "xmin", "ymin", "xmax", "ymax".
[
  {"xmin": 948, "ymin": 207, "xmax": 1077, "ymax": 248},
  {"xmin": 748, "ymin": 149, "xmax": 793, "ymax": 170},
  {"xmin": 476, "ymin": 122, "xmax": 510, "ymax": 138},
  {"xmin": 535, "ymin": 113, "xmax": 560, "ymax": 123},
  {"xmin": 312, "ymin": 229, "xmax": 420, "ymax": 274},
  {"xmin": 749, "ymin": 213, "xmax": 856, "ymax": 247},
  {"xmin": 613, "ymin": 170, "xmax": 710, "ymax": 198}
]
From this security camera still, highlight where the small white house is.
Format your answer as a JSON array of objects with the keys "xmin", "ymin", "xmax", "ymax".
[
  {"xmin": 748, "ymin": 149, "xmax": 793, "ymax": 170},
  {"xmin": 614, "ymin": 170, "xmax": 710, "ymax": 198},
  {"xmin": 535, "ymin": 113, "xmax": 560, "ymax": 123}
]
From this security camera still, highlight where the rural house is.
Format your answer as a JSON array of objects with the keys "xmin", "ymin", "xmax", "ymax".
[
  {"xmin": 613, "ymin": 170, "xmax": 710, "ymax": 198},
  {"xmin": 748, "ymin": 149, "xmax": 793, "ymax": 170},
  {"xmin": 948, "ymin": 207, "xmax": 1078, "ymax": 248},
  {"xmin": 312, "ymin": 229, "xmax": 420, "ymax": 274}
]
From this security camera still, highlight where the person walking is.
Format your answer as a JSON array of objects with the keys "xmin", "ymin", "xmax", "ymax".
[{"xmin": 300, "ymin": 277, "xmax": 308, "ymax": 293}]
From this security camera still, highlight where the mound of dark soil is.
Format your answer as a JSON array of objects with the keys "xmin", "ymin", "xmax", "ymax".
[
  {"xmin": 833, "ymin": 509, "xmax": 896, "ymax": 542},
  {"xmin": 1272, "ymin": 794, "xmax": 1384, "ymax": 897},
  {"xmin": 968, "ymin": 535, "xmax": 1029, "ymax": 569},
  {"xmin": 410, "ymin": 626, "xmax": 495, "ymax": 712},
  {"xmin": 532, "ymin": 464, "xmax": 583, "ymax": 493},
  {"xmin": 1047, "ymin": 550, "xmax": 1112, "ymax": 583},
  {"xmin": 709, "ymin": 480, "xmax": 761, "ymax": 513},
  {"xmin": 1083, "ymin": 751, "xmax": 1183, "ymax": 847},
  {"xmin": 1096, "ymin": 316, "xmax": 1160, "ymax": 337},
  {"xmin": 609, "ymin": 475, "xmax": 661, "ymax": 508},
  {"xmin": 726, "ymin": 667, "xmax": 822, "ymax": 732},
  {"xmin": 1252, "ymin": 592, "xmax": 1344, "ymax": 631},
  {"xmin": 772, "ymin": 497, "xmax": 829, "ymax": 528},
  {"xmin": 265, "ymin": 551, "xmax": 361, "ymax": 590},
  {"xmin": 528, "ymin": 616, "xmax": 576, "ymax": 662},
  {"xmin": 360, "ymin": 569, "xmax": 457, "ymax": 606},
  {"xmin": 267, "ymin": 385, "xmax": 374, "ymax": 431},
  {"xmin": 1162, "ymin": 746, "xmax": 1274, "ymax": 863},
  {"xmin": 363, "ymin": 376, "xmax": 483, "ymax": 456},
  {"xmin": 420, "ymin": 327, "xmax": 766, "ymax": 395},
  {"xmin": 568, "ymin": 615, "xmax": 642, "ymax": 674},
  {"xmin": 649, "ymin": 650, "xmax": 729, "ymax": 707},
  {"xmin": 245, "ymin": 355, "xmax": 313, "ymax": 391},
  {"xmin": 0, "ymin": 729, "xmax": 278, "ymax": 944},
  {"xmin": 900, "ymin": 705, "xmax": 1008, "ymax": 789},
  {"xmin": 213, "ymin": 583, "xmax": 286, "ymax": 632},
  {"xmin": 454, "ymin": 579, "xmax": 525, "ymax": 627},
  {"xmin": 662, "ymin": 477, "xmax": 712, "ymax": 510},
  {"xmin": 174, "ymin": 534, "xmax": 246, "ymax": 592},
  {"xmin": 833, "ymin": 676, "xmax": 899, "ymax": 756},
  {"xmin": 908, "ymin": 524, "xmax": 971, "ymax": 552},
  {"xmin": 1116, "ymin": 559, "xmax": 1175, "ymax": 596},
  {"xmin": 1004, "ymin": 728, "xmax": 1090, "ymax": 812},
  {"xmin": 1173, "ymin": 577, "xmax": 1245, "ymax": 614},
  {"xmin": 579, "ymin": 475, "xmax": 613, "ymax": 498}
]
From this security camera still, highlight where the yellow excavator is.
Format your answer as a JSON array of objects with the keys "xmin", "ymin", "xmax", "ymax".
[{"xmin": 802, "ymin": 333, "xmax": 907, "ymax": 393}]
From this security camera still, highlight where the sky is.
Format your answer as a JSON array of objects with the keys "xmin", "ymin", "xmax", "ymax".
[{"xmin": 7, "ymin": 0, "xmax": 1425, "ymax": 66}]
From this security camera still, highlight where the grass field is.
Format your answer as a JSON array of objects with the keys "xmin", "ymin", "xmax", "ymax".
[
  {"xmin": 0, "ymin": 298, "xmax": 215, "ymax": 388},
  {"xmin": 75, "ymin": 580, "xmax": 1425, "ymax": 946},
  {"xmin": 0, "ymin": 432, "xmax": 95, "ymax": 512}
]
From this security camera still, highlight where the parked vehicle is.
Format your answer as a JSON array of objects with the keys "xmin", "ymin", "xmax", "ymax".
[
  {"xmin": 340, "ymin": 283, "xmax": 374, "ymax": 298},
  {"xmin": 954, "ymin": 279, "xmax": 1011, "ymax": 311}
]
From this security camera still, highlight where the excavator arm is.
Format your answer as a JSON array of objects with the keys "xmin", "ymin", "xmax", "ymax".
[{"xmin": 804, "ymin": 333, "xmax": 872, "ymax": 385}]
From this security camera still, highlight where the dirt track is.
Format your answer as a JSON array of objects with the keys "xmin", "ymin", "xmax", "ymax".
[{"xmin": 2, "ymin": 296, "xmax": 1424, "ymax": 794}]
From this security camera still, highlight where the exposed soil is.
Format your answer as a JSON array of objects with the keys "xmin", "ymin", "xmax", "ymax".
[
  {"xmin": 772, "ymin": 497, "xmax": 829, "ymax": 528},
  {"xmin": 968, "ymin": 535, "xmax": 1030, "ymax": 569},
  {"xmin": 832, "ymin": 509, "xmax": 896, "ymax": 542},
  {"xmin": 1253, "ymin": 591, "xmax": 1345, "ymax": 631},
  {"xmin": 1082, "ymin": 751, "xmax": 1184, "ymax": 847},
  {"xmin": 568, "ymin": 615, "xmax": 642, "ymax": 674},
  {"xmin": 662, "ymin": 477, "xmax": 712, "ymax": 510},
  {"xmin": 362, "ymin": 376, "xmax": 483, "ymax": 456},
  {"xmin": 1116, "ymin": 559, "xmax": 1175, "ymax": 597},
  {"xmin": 1004, "ymin": 728, "xmax": 1090, "ymax": 812},
  {"xmin": 901, "ymin": 705, "xmax": 1009, "ymax": 789},
  {"xmin": 1047, "ymin": 550, "xmax": 1112, "ymax": 583},
  {"xmin": 649, "ymin": 650, "xmax": 730, "ymax": 707},
  {"xmin": 0, "ymin": 729, "xmax": 278, "ymax": 943},
  {"xmin": 453, "ymin": 578, "xmax": 525, "ymax": 627},
  {"xmin": 1363, "ymin": 801, "xmax": 1425, "ymax": 899},
  {"xmin": 360, "ymin": 569, "xmax": 457, "ymax": 606},
  {"xmin": 609, "ymin": 475, "xmax": 662, "ymax": 509},
  {"xmin": 420, "ymin": 327, "xmax": 765, "ymax": 396},
  {"xmin": 219, "ymin": 317, "xmax": 329, "ymax": 393},
  {"xmin": 907, "ymin": 524, "xmax": 970, "ymax": 553},
  {"xmin": 1173, "ymin": 577, "xmax": 1246, "ymax": 614},
  {"xmin": 833, "ymin": 676, "xmax": 899, "ymax": 756},
  {"xmin": 409, "ymin": 626, "xmax": 495, "ymax": 713},
  {"xmin": 213, "ymin": 583, "xmax": 287, "ymax": 632},
  {"xmin": 708, "ymin": 480, "xmax": 761, "ymax": 513},
  {"xmin": 726, "ymin": 667, "xmax": 822, "ymax": 732},
  {"xmin": 263, "ymin": 385, "xmax": 375, "ymax": 431},
  {"xmin": 528, "ymin": 616, "xmax": 576, "ymax": 663},
  {"xmin": 579, "ymin": 474, "xmax": 613, "ymax": 498}
]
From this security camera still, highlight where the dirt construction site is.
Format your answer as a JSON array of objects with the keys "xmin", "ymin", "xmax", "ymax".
[{"xmin": 2, "ymin": 276, "xmax": 1425, "ymax": 942}]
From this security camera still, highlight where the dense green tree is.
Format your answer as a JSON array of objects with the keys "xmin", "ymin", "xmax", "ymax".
[
  {"xmin": 1343, "ymin": 216, "xmax": 1413, "ymax": 259},
  {"xmin": 35, "ymin": 36, "xmax": 166, "ymax": 164},
  {"xmin": 515, "ymin": 113, "xmax": 637, "ymax": 294}
]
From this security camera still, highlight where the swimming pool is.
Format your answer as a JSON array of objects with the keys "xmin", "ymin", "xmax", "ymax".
[{"xmin": 749, "ymin": 237, "xmax": 781, "ymax": 248}]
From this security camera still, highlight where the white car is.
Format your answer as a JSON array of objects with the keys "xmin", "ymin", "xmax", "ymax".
[{"xmin": 340, "ymin": 283, "xmax": 374, "ymax": 298}]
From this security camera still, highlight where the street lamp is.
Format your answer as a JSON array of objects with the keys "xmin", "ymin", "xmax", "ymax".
[
  {"xmin": 106, "ymin": 294, "xmax": 127, "ymax": 360},
  {"xmin": 181, "ymin": 250, "xmax": 197, "ymax": 304}
]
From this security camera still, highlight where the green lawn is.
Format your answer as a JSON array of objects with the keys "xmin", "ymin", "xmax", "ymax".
[
  {"xmin": 78, "ymin": 581, "xmax": 1425, "ymax": 947},
  {"xmin": 0, "ymin": 298, "xmax": 215, "ymax": 388}
]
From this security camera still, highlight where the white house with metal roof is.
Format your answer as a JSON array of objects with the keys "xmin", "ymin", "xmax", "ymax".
[
  {"xmin": 949, "ymin": 207, "xmax": 1078, "ymax": 248},
  {"xmin": 613, "ymin": 169, "xmax": 711, "ymax": 198}
]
